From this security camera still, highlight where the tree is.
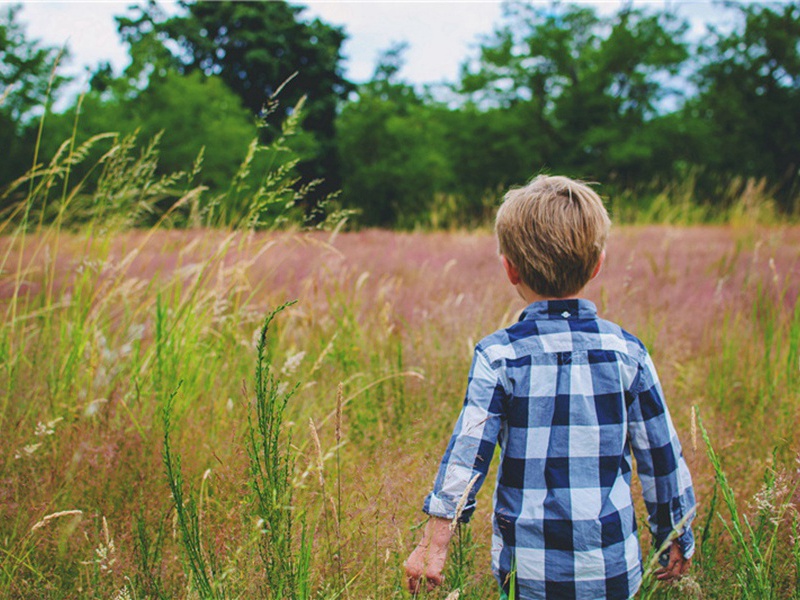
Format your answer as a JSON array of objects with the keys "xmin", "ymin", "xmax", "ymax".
[
  {"xmin": 0, "ymin": 4, "xmax": 70, "ymax": 189},
  {"xmin": 458, "ymin": 2, "xmax": 690, "ymax": 185},
  {"xmin": 689, "ymin": 2, "xmax": 800, "ymax": 207},
  {"xmin": 336, "ymin": 43, "xmax": 452, "ymax": 227},
  {"xmin": 116, "ymin": 1, "xmax": 350, "ymax": 195}
]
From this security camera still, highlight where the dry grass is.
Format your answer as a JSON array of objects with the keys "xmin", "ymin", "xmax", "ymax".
[{"xmin": 1, "ymin": 225, "xmax": 799, "ymax": 598}]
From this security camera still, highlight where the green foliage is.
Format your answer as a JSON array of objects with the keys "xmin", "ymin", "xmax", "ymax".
[
  {"xmin": 132, "ymin": 509, "xmax": 167, "ymax": 599},
  {"xmin": 699, "ymin": 420, "xmax": 799, "ymax": 599},
  {"xmin": 2, "ymin": 82, "xmax": 326, "ymax": 230},
  {"xmin": 459, "ymin": 2, "xmax": 690, "ymax": 184},
  {"xmin": 0, "ymin": 4, "xmax": 69, "ymax": 125},
  {"xmin": 162, "ymin": 382, "xmax": 226, "ymax": 599},
  {"xmin": 0, "ymin": 4, "xmax": 70, "ymax": 190},
  {"xmin": 446, "ymin": 523, "xmax": 479, "ymax": 598},
  {"xmin": 117, "ymin": 0, "xmax": 350, "ymax": 196},
  {"xmin": 206, "ymin": 97, "xmax": 308, "ymax": 230},
  {"xmin": 337, "ymin": 43, "xmax": 454, "ymax": 228},
  {"xmin": 335, "ymin": 1, "xmax": 800, "ymax": 227},
  {"xmin": 132, "ymin": 71, "xmax": 258, "ymax": 190},
  {"xmin": 158, "ymin": 301, "xmax": 312, "ymax": 599},
  {"xmin": 4, "ymin": 0, "xmax": 800, "ymax": 229},
  {"xmin": 247, "ymin": 301, "xmax": 312, "ymax": 599},
  {"xmin": 687, "ymin": 2, "xmax": 800, "ymax": 210}
]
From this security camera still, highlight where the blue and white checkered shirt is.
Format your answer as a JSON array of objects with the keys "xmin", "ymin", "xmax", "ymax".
[{"xmin": 424, "ymin": 299, "xmax": 695, "ymax": 600}]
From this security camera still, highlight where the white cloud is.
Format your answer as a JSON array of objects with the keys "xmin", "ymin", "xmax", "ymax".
[
  {"xmin": 17, "ymin": 2, "xmax": 138, "ymax": 80},
  {"xmin": 304, "ymin": 1, "xmax": 503, "ymax": 84}
]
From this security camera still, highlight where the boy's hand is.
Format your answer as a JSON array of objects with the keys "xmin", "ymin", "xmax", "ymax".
[
  {"xmin": 654, "ymin": 540, "xmax": 691, "ymax": 582},
  {"xmin": 404, "ymin": 516, "xmax": 453, "ymax": 594}
]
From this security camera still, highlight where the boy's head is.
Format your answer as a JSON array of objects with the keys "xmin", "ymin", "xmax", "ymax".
[{"xmin": 495, "ymin": 175, "xmax": 611, "ymax": 299}]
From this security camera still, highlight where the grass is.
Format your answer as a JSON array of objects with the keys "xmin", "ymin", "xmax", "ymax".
[
  {"xmin": 1, "ymin": 126, "xmax": 800, "ymax": 598},
  {"xmin": 2, "ymin": 220, "xmax": 799, "ymax": 598}
]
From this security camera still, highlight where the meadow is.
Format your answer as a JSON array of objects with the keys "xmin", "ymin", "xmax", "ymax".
[{"xmin": 2, "ymin": 218, "xmax": 799, "ymax": 599}]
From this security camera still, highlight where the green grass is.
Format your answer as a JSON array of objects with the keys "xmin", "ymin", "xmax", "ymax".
[{"xmin": 1, "ymin": 122, "xmax": 800, "ymax": 598}]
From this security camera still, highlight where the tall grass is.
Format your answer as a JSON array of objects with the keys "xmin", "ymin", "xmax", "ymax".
[
  {"xmin": 163, "ymin": 382, "xmax": 225, "ymax": 599},
  {"xmin": 1, "ymin": 110, "xmax": 800, "ymax": 598},
  {"xmin": 247, "ymin": 301, "xmax": 312, "ymax": 599}
]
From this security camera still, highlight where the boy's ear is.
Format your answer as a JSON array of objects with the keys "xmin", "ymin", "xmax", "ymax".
[
  {"xmin": 501, "ymin": 255, "xmax": 521, "ymax": 285},
  {"xmin": 590, "ymin": 250, "xmax": 606, "ymax": 280}
]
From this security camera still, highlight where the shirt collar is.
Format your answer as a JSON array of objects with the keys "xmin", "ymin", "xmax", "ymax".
[{"xmin": 518, "ymin": 299, "xmax": 598, "ymax": 321}]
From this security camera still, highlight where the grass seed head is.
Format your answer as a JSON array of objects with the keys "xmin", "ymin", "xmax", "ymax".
[
  {"xmin": 31, "ymin": 509, "xmax": 84, "ymax": 532},
  {"xmin": 450, "ymin": 473, "xmax": 480, "ymax": 532},
  {"xmin": 309, "ymin": 418, "xmax": 326, "ymax": 488}
]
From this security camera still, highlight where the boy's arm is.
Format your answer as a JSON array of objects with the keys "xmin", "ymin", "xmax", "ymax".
[
  {"xmin": 423, "ymin": 347, "xmax": 505, "ymax": 522},
  {"xmin": 628, "ymin": 349, "xmax": 696, "ymax": 567},
  {"xmin": 406, "ymin": 346, "xmax": 505, "ymax": 593}
]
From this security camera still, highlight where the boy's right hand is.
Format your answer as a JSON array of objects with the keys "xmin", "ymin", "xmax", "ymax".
[
  {"xmin": 404, "ymin": 516, "xmax": 453, "ymax": 594},
  {"xmin": 654, "ymin": 540, "xmax": 691, "ymax": 582}
]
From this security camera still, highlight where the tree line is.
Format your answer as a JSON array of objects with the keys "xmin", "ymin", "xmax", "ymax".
[{"xmin": 1, "ymin": 1, "xmax": 799, "ymax": 228}]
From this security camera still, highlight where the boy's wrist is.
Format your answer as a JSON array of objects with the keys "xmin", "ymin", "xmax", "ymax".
[
  {"xmin": 421, "ymin": 516, "xmax": 454, "ymax": 548},
  {"xmin": 655, "ymin": 524, "xmax": 695, "ymax": 563}
]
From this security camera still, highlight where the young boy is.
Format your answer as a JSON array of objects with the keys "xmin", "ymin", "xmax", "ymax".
[{"xmin": 405, "ymin": 176, "xmax": 695, "ymax": 599}]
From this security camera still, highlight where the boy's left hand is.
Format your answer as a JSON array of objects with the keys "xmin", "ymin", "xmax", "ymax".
[{"xmin": 654, "ymin": 540, "xmax": 691, "ymax": 582}]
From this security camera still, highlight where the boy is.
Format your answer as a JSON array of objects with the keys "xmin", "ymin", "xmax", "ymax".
[{"xmin": 405, "ymin": 176, "xmax": 695, "ymax": 599}]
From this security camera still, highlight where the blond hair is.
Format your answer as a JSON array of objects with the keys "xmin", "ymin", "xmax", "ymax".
[{"xmin": 495, "ymin": 175, "xmax": 611, "ymax": 298}]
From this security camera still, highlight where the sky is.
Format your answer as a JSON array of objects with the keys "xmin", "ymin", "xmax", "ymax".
[{"xmin": 13, "ymin": 0, "xmax": 740, "ymax": 98}]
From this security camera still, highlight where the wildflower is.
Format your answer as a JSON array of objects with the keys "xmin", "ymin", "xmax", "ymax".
[
  {"xmin": 281, "ymin": 350, "xmax": 306, "ymax": 376},
  {"xmin": 15, "ymin": 443, "xmax": 42, "ymax": 459},
  {"xmin": 256, "ymin": 518, "xmax": 268, "ymax": 534},
  {"xmin": 81, "ymin": 516, "xmax": 116, "ymax": 573},
  {"xmin": 112, "ymin": 586, "xmax": 132, "ymax": 600},
  {"xmin": 34, "ymin": 417, "xmax": 62, "ymax": 437},
  {"xmin": 127, "ymin": 323, "xmax": 145, "ymax": 341},
  {"xmin": 749, "ymin": 470, "xmax": 791, "ymax": 526},
  {"xmin": 673, "ymin": 575, "xmax": 703, "ymax": 598},
  {"xmin": 84, "ymin": 398, "xmax": 108, "ymax": 417}
]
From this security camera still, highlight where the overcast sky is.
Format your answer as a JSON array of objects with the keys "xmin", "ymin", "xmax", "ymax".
[{"xmin": 14, "ymin": 0, "xmax": 739, "ymax": 97}]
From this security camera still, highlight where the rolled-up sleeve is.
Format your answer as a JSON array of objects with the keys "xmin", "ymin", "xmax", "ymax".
[
  {"xmin": 424, "ymin": 347, "xmax": 506, "ymax": 522},
  {"xmin": 628, "ymin": 349, "xmax": 696, "ymax": 558}
]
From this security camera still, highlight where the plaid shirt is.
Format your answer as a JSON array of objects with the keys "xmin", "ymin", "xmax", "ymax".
[{"xmin": 424, "ymin": 299, "xmax": 695, "ymax": 600}]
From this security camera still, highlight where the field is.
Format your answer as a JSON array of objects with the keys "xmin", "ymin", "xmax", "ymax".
[{"xmin": 2, "ymin": 224, "xmax": 800, "ymax": 599}]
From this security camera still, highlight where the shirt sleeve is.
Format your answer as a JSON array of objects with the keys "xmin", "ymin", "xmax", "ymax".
[
  {"xmin": 627, "ymin": 348, "xmax": 697, "ymax": 558},
  {"xmin": 423, "ymin": 346, "xmax": 506, "ymax": 523}
]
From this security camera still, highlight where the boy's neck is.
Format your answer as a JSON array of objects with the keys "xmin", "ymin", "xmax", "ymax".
[{"xmin": 515, "ymin": 283, "xmax": 582, "ymax": 305}]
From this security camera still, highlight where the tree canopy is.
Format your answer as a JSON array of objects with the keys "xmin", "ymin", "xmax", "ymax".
[
  {"xmin": 689, "ymin": 2, "xmax": 800, "ymax": 207},
  {"xmin": 0, "ymin": 4, "xmax": 70, "ymax": 187},
  {"xmin": 116, "ymin": 1, "xmax": 350, "ymax": 193},
  {"xmin": 2, "ymin": 0, "xmax": 799, "ymax": 227}
]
